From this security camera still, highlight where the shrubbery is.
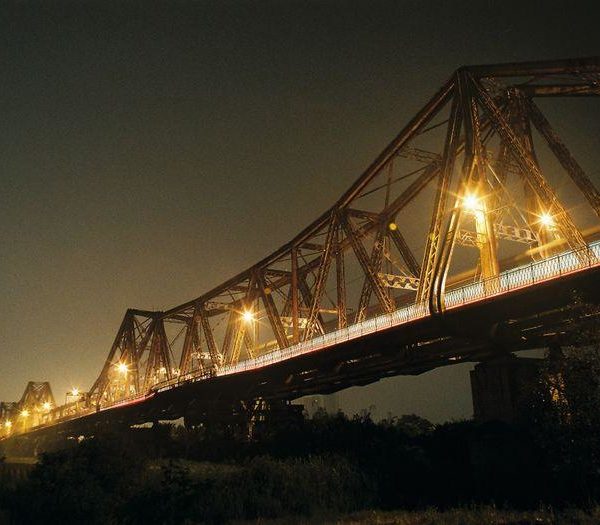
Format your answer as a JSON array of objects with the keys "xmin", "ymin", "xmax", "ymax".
[
  {"xmin": 2, "ymin": 339, "xmax": 600, "ymax": 524},
  {"xmin": 127, "ymin": 455, "xmax": 373, "ymax": 524},
  {"xmin": 2, "ymin": 445, "xmax": 373, "ymax": 524}
]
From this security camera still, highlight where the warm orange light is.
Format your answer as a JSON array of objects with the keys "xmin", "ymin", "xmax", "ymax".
[
  {"xmin": 4, "ymin": 420, "xmax": 11, "ymax": 429},
  {"xmin": 539, "ymin": 212, "xmax": 555, "ymax": 228},
  {"xmin": 42, "ymin": 401, "xmax": 52, "ymax": 411},
  {"xmin": 20, "ymin": 409, "xmax": 29, "ymax": 418},
  {"xmin": 242, "ymin": 310, "xmax": 255, "ymax": 323},
  {"xmin": 462, "ymin": 193, "xmax": 480, "ymax": 211},
  {"xmin": 117, "ymin": 362, "xmax": 128, "ymax": 375},
  {"xmin": 388, "ymin": 222, "xmax": 397, "ymax": 231}
]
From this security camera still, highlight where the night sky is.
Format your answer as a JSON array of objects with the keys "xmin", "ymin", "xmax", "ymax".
[{"xmin": 1, "ymin": 0, "xmax": 598, "ymax": 421}]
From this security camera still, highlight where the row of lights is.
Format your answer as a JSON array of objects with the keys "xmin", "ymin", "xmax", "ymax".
[
  {"xmin": 384, "ymin": 192, "xmax": 555, "ymax": 243},
  {"xmin": 2, "ymin": 401, "xmax": 54, "ymax": 431},
  {"xmin": 461, "ymin": 192, "xmax": 555, "ymax": 228},
  {"xmin": 18, "ymin": 401, "xmax": 53, "ymax": 417},
  {"xmin": 112, "ymin": 361, "xmax": 181, "ymax": 380}
]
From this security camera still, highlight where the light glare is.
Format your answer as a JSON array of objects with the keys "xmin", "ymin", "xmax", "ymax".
[
  {"xmin": 539, "ymin": 212, "xmax": 555, "ymax": 228},
  {"xmin": 462, "ymin": 193, "xmax": 480, "ymax": 211}
]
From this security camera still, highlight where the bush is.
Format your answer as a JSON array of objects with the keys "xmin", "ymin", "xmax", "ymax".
[
  {"xmin": 123, "ymin": 455, "xmax": 374, "ymax": 524},
  {"xmin": 6, "ymin": 437, "xmax": 144, "ymax": 524}
]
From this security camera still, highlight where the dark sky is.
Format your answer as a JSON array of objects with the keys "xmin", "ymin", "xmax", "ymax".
[{"xmin": 1, "ymin": 0, "xmax": 598, "ymax": 421}]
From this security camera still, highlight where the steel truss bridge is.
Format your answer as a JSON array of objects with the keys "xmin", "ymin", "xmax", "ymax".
[{"xmin": 2, "ymin": 57, "xmax": 600, "ymax": 446}]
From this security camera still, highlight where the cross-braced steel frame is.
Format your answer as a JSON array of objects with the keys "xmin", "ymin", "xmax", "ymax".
[{"xmin": 11, "ymin": 57, "xmax": 600, "ymax": 416}]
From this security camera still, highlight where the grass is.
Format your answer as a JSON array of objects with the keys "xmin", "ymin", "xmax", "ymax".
[
  {"xmin": 231, "ymin": 506, "xmax": 600, "ymax": 525},
  {"xmin": 146, "ymin": 457, "xmax": 241, "ymax": 479}
]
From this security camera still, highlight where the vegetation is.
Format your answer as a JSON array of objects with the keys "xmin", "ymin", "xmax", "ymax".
[{"xmin": 1, "ymin": 336, "xmax": 600, "ymax": 524}]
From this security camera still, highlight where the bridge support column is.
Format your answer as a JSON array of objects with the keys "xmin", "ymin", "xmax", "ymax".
[{"xmin": 470, "ymin": 353, "xmax": 541, "ymax": 423}]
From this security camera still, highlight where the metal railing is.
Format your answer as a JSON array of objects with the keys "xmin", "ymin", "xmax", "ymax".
[{"xmin": 445, "ymin": 242, "xmax": 600, "ymax": 308}]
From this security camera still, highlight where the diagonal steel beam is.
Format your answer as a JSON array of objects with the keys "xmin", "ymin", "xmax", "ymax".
[
  {"xmin": 199, "ymin": 307, "xmax": 220, "ymax": 366},
  {"xmin": 256, "ymin": 270, "xmax": 289, "ymax": 350},
  {"xmin": 303, "ymin": 212, "xmax": 337, "ymax": 341},
  {"xmin": 526, "ymin": 97, "xmax": 600, "ymax": 218},
  {"xmin": 341, "ymin": 212, "xmax": 395, "ymax": 315},
  {"xmin": 472, "ymin": 75, "xmax": 590, "ymax": 258},
  {"xmin": 388, "ymin": 228, "xmax": 421, "ymax": 277},
  {"xmin": 179, "ymin": 306, "xmax": 200, "ymax": 375},
  {"xmin": 417, "ymin": 81, "xmax": 462, "ymax": 305},
  {"xmin": 355, "ymin": 225, "xmax": 387, "ymax": 322},
  {"xmin": 298, "ymin": 275, "xmax": 325, "ymax": 336},
  {"xmin": 335, "ymin": 227, "xmax": 347, "ymax": 329},
  {"xmin": 290, "ymin": 246, "xmax": 300, "ymax": 343}
]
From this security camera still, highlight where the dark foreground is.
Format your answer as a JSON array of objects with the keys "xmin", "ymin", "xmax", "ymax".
[
  {"xmin": 241, "ymin": 507, "xmax": 600, "ymax": 524},
  {"xmin": 1, "ymin": 345, "xmax": 600, "ymax": 524},
  {"xmin": 0, "ymin": 411, "xmax": 599, "ymax": 524}
]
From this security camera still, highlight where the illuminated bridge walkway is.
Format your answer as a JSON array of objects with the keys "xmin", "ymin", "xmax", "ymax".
[
  {"xmin": 205, "ymin": 241, "xmax": 600, "ymax": 380},
  {"xmin": 2, "ymin": 56, "xmax": 600, "ymax": 445}
]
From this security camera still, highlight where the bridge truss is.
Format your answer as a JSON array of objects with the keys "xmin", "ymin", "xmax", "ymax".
[{"xmin": 2, "ymin": 56, "xmax": 600, "ymax": 437}]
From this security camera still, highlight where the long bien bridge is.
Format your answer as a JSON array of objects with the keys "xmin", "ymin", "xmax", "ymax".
[{"xmin": 2, "ymin": 56, "xmax": 600, "ymax": 452}]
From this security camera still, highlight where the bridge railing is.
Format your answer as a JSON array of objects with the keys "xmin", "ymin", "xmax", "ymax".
[
  {"xmin": 445, "ymin": 242, "xmax": 599, "ymax": 308},
  {"xmin": 210, "ymin": 301, "xmax": 431, "ymax": 379},
  {"xmin": 147, "ymin": 242, "xmax": 600, "ymax": 397}
]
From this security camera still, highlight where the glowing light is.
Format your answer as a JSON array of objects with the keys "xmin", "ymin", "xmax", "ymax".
[
  {"xmin": 388, "ymin": 222, "xmax": 397, "ymax": 231},
  {"xmin": 539, "ymin": 212, "xmax": 555, "ymax": 228},
  {"xmin": 4, "ymin": 420, "xmax": 11, "ymax": 429},
  {"xmin": 20, "ymin": 409, "xmax": 29, "ymax": 418},
  {"xmin": 462, "ymin": 193, "xmax": 480, "ymax": 211},
  {"xmin": 117, "ymin": 362, "xmax": 128, "ymax": 375},
  {"xmin": 71, "ymin": 388, "xmax": 79, "ymax": 397},
  {"xmin": 242, "ymin": 310, "xmax": 255, "ymax": 323},
  {"xmin": 42, "ymin": 401, "xmax": 52, "ymax": 411}
]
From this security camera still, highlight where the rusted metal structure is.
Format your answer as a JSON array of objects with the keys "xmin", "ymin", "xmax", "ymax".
[{"xmin": 2, "ymin": 57, "xmax": 600, "ymax": 444}]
